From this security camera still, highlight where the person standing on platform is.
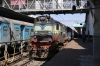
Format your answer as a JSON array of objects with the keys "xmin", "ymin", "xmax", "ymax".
[{"xmin": 82, "ymin": 31, "xmax": 86, "ymax": 43}]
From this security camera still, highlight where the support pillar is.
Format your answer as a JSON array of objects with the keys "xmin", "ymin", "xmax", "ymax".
[
  {"xmin": 52, "ymin": 0, "xmax": 56, "ymax": 9},
  {"xmin": 93, "ymin": 5, "xmax": 100, "ymax": 59},
  {"xmin": 2, "ymin": 0, "xmax": 5, "ymax": 7}
]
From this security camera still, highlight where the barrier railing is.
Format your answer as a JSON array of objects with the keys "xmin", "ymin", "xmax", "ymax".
[{"xmin": 2, "ymin": 0, "xmax": 88, "ymax": 12}]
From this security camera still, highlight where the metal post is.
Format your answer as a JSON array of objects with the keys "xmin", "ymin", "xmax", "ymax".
[
  {"xmin": 27, "ymin": 0, "xmax": 28, "ymax": 9},
  {"xmin": 18, "ymin": 4, "xmax": 20, "ymax": 10},
  {"xmin": 21, "ymin": 41, "xmax": 23, "ymax": 55},
  {"xmin": 81, "ymin": 0, "xmax": 82, "ymax": 7},
  {"xmin": 2, "ymin": 0, "xmax": 5, "ymax": 7},
  {"xmin": 71, "ymin": 0, "xmax": 72, "ymax": 9},
  {"xmin": 5, "ymin": 43, "xmax": 8, "ymax": 60},
  {"xmin": 61, "ymin": 0, "xmax": 63, "ymax": 9},
  {"xmin": 44, "ymin": 0, "xmax": 45, "ymax": 9},
  {"xmin": 35, "ymin": 0, "xmax": 36, "ymax": 9}
]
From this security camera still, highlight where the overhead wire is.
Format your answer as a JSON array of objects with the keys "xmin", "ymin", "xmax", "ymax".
[{"xmin": 58, "ymin": 14, "xmax": 65, "ymax": 20}]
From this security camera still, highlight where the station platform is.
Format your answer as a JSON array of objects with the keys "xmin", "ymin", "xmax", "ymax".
[{"xmin": 41, "ymin": 38, "xmax": 100, "ymax": 66}]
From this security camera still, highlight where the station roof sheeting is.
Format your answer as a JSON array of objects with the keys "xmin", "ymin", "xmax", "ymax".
[{"xmin": 0, "ymin": 6, "xmax": 35, "ymax": 23}]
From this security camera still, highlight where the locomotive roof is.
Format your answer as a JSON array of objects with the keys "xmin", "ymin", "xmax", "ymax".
[{"xmin": 35, "ymin": 15, "xmax": 66, "ymax": 27}]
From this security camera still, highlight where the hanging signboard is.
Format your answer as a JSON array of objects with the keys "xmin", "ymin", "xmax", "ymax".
[{"xmin": 11, "ymin": 0, "xmax": 26, "ymax": 5}]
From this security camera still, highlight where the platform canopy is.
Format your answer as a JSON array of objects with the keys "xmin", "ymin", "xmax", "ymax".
[{"xmin": 0, "ymin": 6, "xmax": 35, "ymax": 23}]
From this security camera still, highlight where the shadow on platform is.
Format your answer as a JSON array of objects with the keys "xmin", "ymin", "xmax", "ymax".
[{"xmin": 41, "ymin": 38, "xmax": 100, "ymax": 66}]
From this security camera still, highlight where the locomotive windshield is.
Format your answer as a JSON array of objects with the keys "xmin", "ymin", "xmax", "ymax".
[
  {"xmin": 36, "ymin": 16, "xmax": 51, "ymax": 24},
  {"xmin": 40, "ymin": 16, "xmax": 46, "ymax": 21}
]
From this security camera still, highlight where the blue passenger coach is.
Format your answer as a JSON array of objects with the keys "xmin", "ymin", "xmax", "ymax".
[
  {"xmin": 0, "ymin": 17, "xmax": 34, "ymax": 56},
  {"xmin": 67, "ymin": 27, "xmax": 74, "ymax": 41}
]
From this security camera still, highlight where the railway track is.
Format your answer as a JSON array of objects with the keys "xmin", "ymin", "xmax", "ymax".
[
  {"xmin": 0, "ymin": 41, "xmax": 67, "ymax": 66},
  {"xmin": 10, "ymin": 58, "xmax": 47, "ymax": 66},
  {"xmin": 9, "ymin": 53, "xmax": 48, "ymax": 66},
  {"xmin": 0, "ymin": 51, "xmax": 48, "ymax": 66}
]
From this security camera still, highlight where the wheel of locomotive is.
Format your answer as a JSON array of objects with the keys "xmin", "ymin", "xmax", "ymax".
[
  {"xmin": 36, "ymin": 47, "xmax": 42, "ymax": 58},
  {"xmin": 40, "ymin": 47, "xmax": 48, "ymax": 58},
  {"xmin": 26, "ymin": 45, "xmax": 33, "ymax": 51},
  {"xmin": 33, "ymin": 50, "xmax": 37, "ymax": 57},
  {"xmin": 44, "ymin": 49, "xmax": 49, "ymax": 58}
]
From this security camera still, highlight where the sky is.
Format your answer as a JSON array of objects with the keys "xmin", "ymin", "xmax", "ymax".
[
  {"xmin": 50, "ymin": 13, "xmax": 86, "ymax": 32},
  {"xmin": 50, "ymin": 13, "xmax": 86, "ymax": 21},
  {"xmin": 29, "ymin": 13, "xmax": 86, "ymax": 32},
  {"xmin": 33, "ymin": 13, "xmax": 86, "ymax": 27},
  {"xmin": 50, "ymin": 13, "xmax": 86, "ymax": 27}
]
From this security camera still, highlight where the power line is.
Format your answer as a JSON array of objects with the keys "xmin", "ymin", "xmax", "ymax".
[{"xmin": 55, "ymin": 15, "xmax": 62, "ymax": 20}]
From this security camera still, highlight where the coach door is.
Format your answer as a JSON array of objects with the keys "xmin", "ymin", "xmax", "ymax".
[
  {"xmin": 14, "ymin": 24, "xmax": 21, "ymax": 40},
  {"xmin": 2, "ymin": 23, "xmax": 10, "ymax": 42}
]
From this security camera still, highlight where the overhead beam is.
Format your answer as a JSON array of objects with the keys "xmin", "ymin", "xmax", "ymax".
[{"xmin": 21, "ymin": 9, "xmax": 89, "ymax": 15}]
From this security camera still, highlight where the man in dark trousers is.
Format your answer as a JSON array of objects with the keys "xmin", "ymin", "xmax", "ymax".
[{"xmin": 82, "ymin": 31, "xmax": 86, "ymax": 43}]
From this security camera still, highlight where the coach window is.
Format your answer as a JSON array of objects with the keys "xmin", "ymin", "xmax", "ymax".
[
  {"xmin": 56, "ymin": 23, "xmax": 59, "ymax": 30},
  {"xmin": 25, "ymin": 28, "xmax": 29, "ymax": 32},
  {"xmin": 31, "ymin": 29, "xmax": 33, "ymax": 35},
  {"xmin": 3, "ymin": 26, "xmax": 7, "ymax": 36},
  {"xmin": 16, "ymin": 28, "xmax": 20, "ymax": 36}
]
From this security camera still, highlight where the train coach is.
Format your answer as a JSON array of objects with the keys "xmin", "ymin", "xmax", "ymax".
[
  {"xmin": 0, "ymin": 16, "xmax": 34, "ymax": 56},
  {"xmin": 29, "ymin": 15, "xmax": 67, "ymax": 58},
  {"xmin": 66, "ymin": 27, "xmax": 74, "ymax": 42}
]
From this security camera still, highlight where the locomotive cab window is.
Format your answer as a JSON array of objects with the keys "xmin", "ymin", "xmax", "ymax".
[
  {"xmin": 15, "ymin": 28, "xmax": 20, "ymax": 36},
  {"xmin": 3, "ymin": 26, "xmax": 8, "ymax": 36},
  {"xmin": 56, "ymin": 23, "xmax": 59, "ymax": 30}
]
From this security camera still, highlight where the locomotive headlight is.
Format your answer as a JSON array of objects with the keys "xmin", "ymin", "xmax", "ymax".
[
  {"xmin": 48, "ymin": 31, "xmax": 52, "ymax": 35},
  {"xmin": 48, "ymin": 31, "xmax": 51, "ymax": 33}
]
